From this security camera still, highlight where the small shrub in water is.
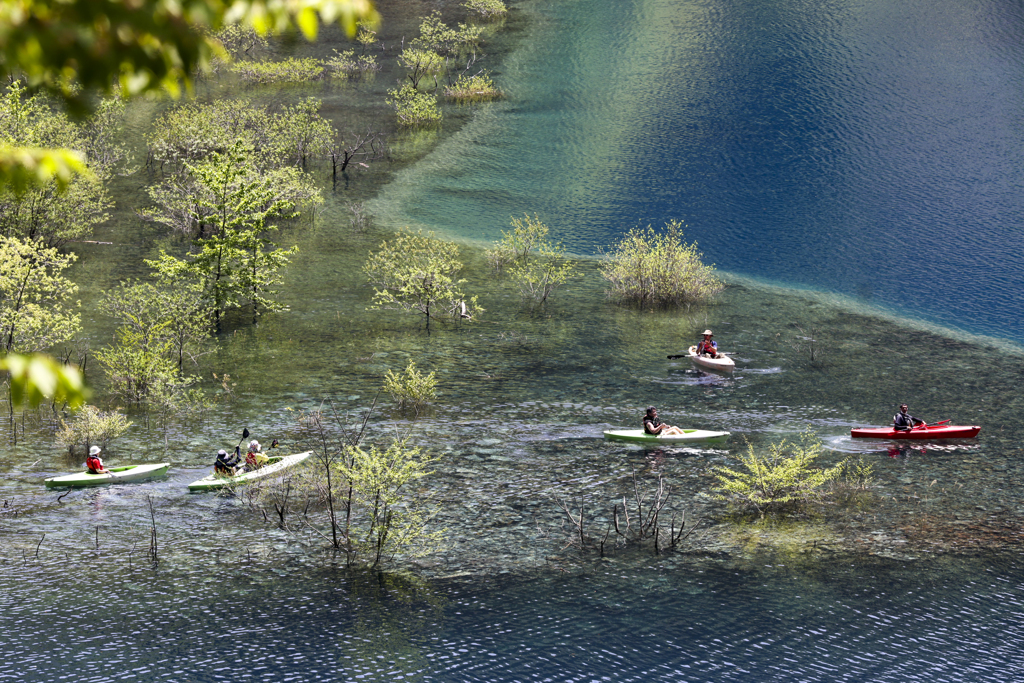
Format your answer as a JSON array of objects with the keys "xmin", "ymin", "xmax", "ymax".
[
  {"xmin": 56, "ymin": 405, "xmax": 133, "ymax": 458},
  {"xmin": 232, "ymin": 57, "xmax": 330, "ymax": 83},
  {"xmin": 383, "ymin": 361, "xmax": 437, "ymax": 412},
  {"xmin": 387, "ymin": 84, "xmax": 442, "ymax": 126},
  {"xmin": 601, "ymin": 219, "xmax": 724, "ymax": 309},
  {"xmin": 463, "ymin": 0, "xmax": 508, "ymax": 18},
  {"xmin": 444, "ymin": 71, "xmax": 502, "ymax": 103},
  {"xmin": 712, "ymin": 431, "xmax": 845, "ymax": 514}
]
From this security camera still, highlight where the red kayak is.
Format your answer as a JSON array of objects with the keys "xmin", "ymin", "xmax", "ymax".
[{"xmin": 851, "ymin": 424, "xmax": 981, "ymax": 439}]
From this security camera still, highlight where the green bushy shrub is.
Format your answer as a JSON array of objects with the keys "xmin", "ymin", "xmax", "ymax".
[
  {"xmin": 444, "ymin": 71, "xmax": 501, "ymax": 102},
  {"xmin": 387, "ymin": 84, "xmax": 442, "ymax": 126},
  {"xmin": 712, "ymin": 431, "xmax": 845, "ymax": 514},
  {"xmin": 383, "ymin": 361, "xmax": 437, "ymax": 413},
  {"xmin": 601, "ymin": 220, "xmax": 724, "ymax": 309},
  {"xmin": 463, "ymin": 0, "xmax": 508, "ymax": 18},
  {"xmin": 56, "ymin": 405, "xmax": 132, "ymax": 457}
]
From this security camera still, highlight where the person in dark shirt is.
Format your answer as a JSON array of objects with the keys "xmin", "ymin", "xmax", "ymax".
[
  {"xmin": 893, "ymin": 404, "xmax": 926, "ymax": 431},
  {"xmin": 643, "ymin": 406, "xmax": 686, "ymax": 436},
  {"xmin": 214, "ymin": 448, "xmax": 242, "ymax": 476}
]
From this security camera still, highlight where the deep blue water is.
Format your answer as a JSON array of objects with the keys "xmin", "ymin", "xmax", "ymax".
[
  {"xmin": 6, "ymin": 555, "xmax": 1024, "ymax": 682},
  {"xmin": 373, "ymin": 0, "xmax": 1024, "ymax": 343}
]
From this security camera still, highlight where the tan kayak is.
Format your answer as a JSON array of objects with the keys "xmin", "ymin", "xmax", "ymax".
[{"xmin": 686, "ymin": 345, "xmax": 735, "ymax": 372}]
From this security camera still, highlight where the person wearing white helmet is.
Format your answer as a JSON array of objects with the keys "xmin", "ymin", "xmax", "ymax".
[
  {"xmin": 85, "ymin": 445, "xmax": 111, "ymax": 475},
  {"xmin": 695, "ymin": 329, "xmax": 718, "ymax": 358}
]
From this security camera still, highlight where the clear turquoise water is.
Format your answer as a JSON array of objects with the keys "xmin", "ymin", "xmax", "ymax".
[
  {"xmin": 4, "ymin": 0, "xmax": 1024, "ymax": 680},
  {"xmin": 372, "ymin": 0, "xmax": 1024, "ymax": 343}
]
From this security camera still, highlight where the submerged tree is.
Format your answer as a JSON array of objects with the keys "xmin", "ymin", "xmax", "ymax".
[
  {"xmin": 712, "ymin": 431, "xmax": 845, "ymax": 515},
  {"xmin": 55, "ymin": 405, "xmax": 132, "ymax": 458},
  {"xmin": 145, "ymin": 141, "xmax": 302, "ymax": 327},
  {"xmin": 0, "ymin": 235, "xmax": 80, "ymax": 355},
  {"xmin": 386, "ymin": 84, "xmax": 442, "ymax": 126},
  {"xmin": 0, "ymin": 83, "xmax": 126, "ymax": 247},
  {"xmin": 99, "ymin": 280, "xmax": 213, "ymax": 371},
  {"xmin": 487, "ymin": 214, "xmax": 576, "ymax": 304},
  {"xmin": 363, "ymin": 229, "xmax": 478, "ymax": 331},
  {"xmin": 337, "ymin": 438, "xmax": 443, "ymax": 567},
  {"xmin": 382, "ymin": 360, "xmax": 437, "ymax": 414},
  {"xmin": 601, "ymin": 219, "xmax": 724, "ymax": 309}
]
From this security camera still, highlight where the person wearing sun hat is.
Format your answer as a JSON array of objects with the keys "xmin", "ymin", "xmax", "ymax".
[
  {"xmin": 85, "ymin": 445, "xmax": 111, "ymax": 475},
  {"xmin": 695, "ymin": 329, "xmax": 718, "ymax": 358}
]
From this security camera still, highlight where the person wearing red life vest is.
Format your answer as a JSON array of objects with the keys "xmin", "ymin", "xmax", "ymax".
[
  {"xmin": 245, "ymin": 440, "xmax": 268, "ymax": 471},
  {"xmin": 85, "ymin": 445, "xmax": 110, "ymax": 474},
  {"xmin": 695, "ymin": 329, "xmax": 718, "ymax": 358}
]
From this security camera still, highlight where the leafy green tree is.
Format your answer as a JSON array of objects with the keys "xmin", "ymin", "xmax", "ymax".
[
  {"xmin": 363, "ymin": 230, "xmax": 478, "ymax": 330},
  {"xmin": 146, "ymin": 142, "xmax": 301, "ymax": 327},
  {"xmin": 147, "ymin": 97, "xmax": 337, "ymax": 180},
  {"xmin": 601, "ymin": 219, "xmax": 724, "ymax": 309},
  {"xmin": 486, "ymin": 213, "xmax": 548, "ymax": 272},
  {"xmin": 508, "ymin": 241, "xmax": 576, "ymax": 305},
  {"xmin": 274, "ymin": 98, "xmax": 335, "ymax": 166},
  {"xmin": 147, "ymin": 99, "xmax": 275, "ymax": 170},
  {"xmin": 94, "ymin": 282, "xmax": 209, "ymax": 406},
  {"xmin": 0, "ymin": 235, "xmax": 80, "ymax": 355},
  {"xmin": 412, "ymin": 11, "xmax": 481, "ymax": 62},
  {"xmin": 397, "ymin": 48, "xmax": 447, "ymax": 89},
  {"xmin": 100, "ymin": 280, "xmax": 213, "ymax": 371},
  {"xmin": 0, "ymin": 0, "xmax": 379, "ymax": 187},
  {"xmin": 55, "ymin": 405, "xmax": 132, "ymax": 458},
  {"xmin": 0, "ymin": 83, "xmax": 121, "ymax": 247},
  {"xmin": 487, "ymin": 214, "xmax": 577, "ymax": 303},
  {"xmin": 94, "ymin": 324, "xmax": 177, "ymax": 404},
  {"xmin": 712, "ymin": 431, "xmax": 845, "ymax": 514},
  {"xmin": 398, "ymin": 11, "xmax": 483, "ymax": 90},
  {"xmin": 336, "ymin": 438, "xmax": 443, "ymax": 567}
]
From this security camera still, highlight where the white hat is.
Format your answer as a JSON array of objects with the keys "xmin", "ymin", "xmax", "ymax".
[
  {"xmin": 89, "ymin": 445, "xmax": 101, "ymax": 456},
  {"xmin": 248, "ymin": 440, "xmax": 261, "ymax": 451},
  {"xmin": 702, "ymin": 329, "xmax": 713, "ymax": 336}
]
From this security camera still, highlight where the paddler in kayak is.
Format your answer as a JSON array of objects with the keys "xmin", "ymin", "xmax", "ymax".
[
  {"xmin": 214, "ymin": 448, "xmax": 242, "ymax": 476},
  {"xmin": 695, "ymin": 330, "xmax": 718, "ymax": 358},
  {"xmin": 85, "ymin": 445, "xmax": 111, "ymax": 475},
  {"xmin": 244, "ymin": 439, "xmax": 268, "ymax": 470},
  {"xmin": 643, "ymin": 407, "xmax": 687, "ymax": 436},
  {"xmin": 893, "ymin": 403, "xmax": 926, "ymax": 432}
]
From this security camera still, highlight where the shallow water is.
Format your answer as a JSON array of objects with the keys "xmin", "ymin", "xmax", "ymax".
[{"xmin": 4, "ymin": 0, "xmax": 1024, "ymax": 678}]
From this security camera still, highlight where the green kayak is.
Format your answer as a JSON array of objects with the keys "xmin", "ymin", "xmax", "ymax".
[
  {"xmin": 44, "ymin": 463, "xmax": 171, "ymax": 489},
  {"xmin": 188, "ymin": 451, "xmax": 312, "ymax": 492},
  {"xmin": 604, "ymin": 429, "xmax": 730, "ymax": 444}
]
